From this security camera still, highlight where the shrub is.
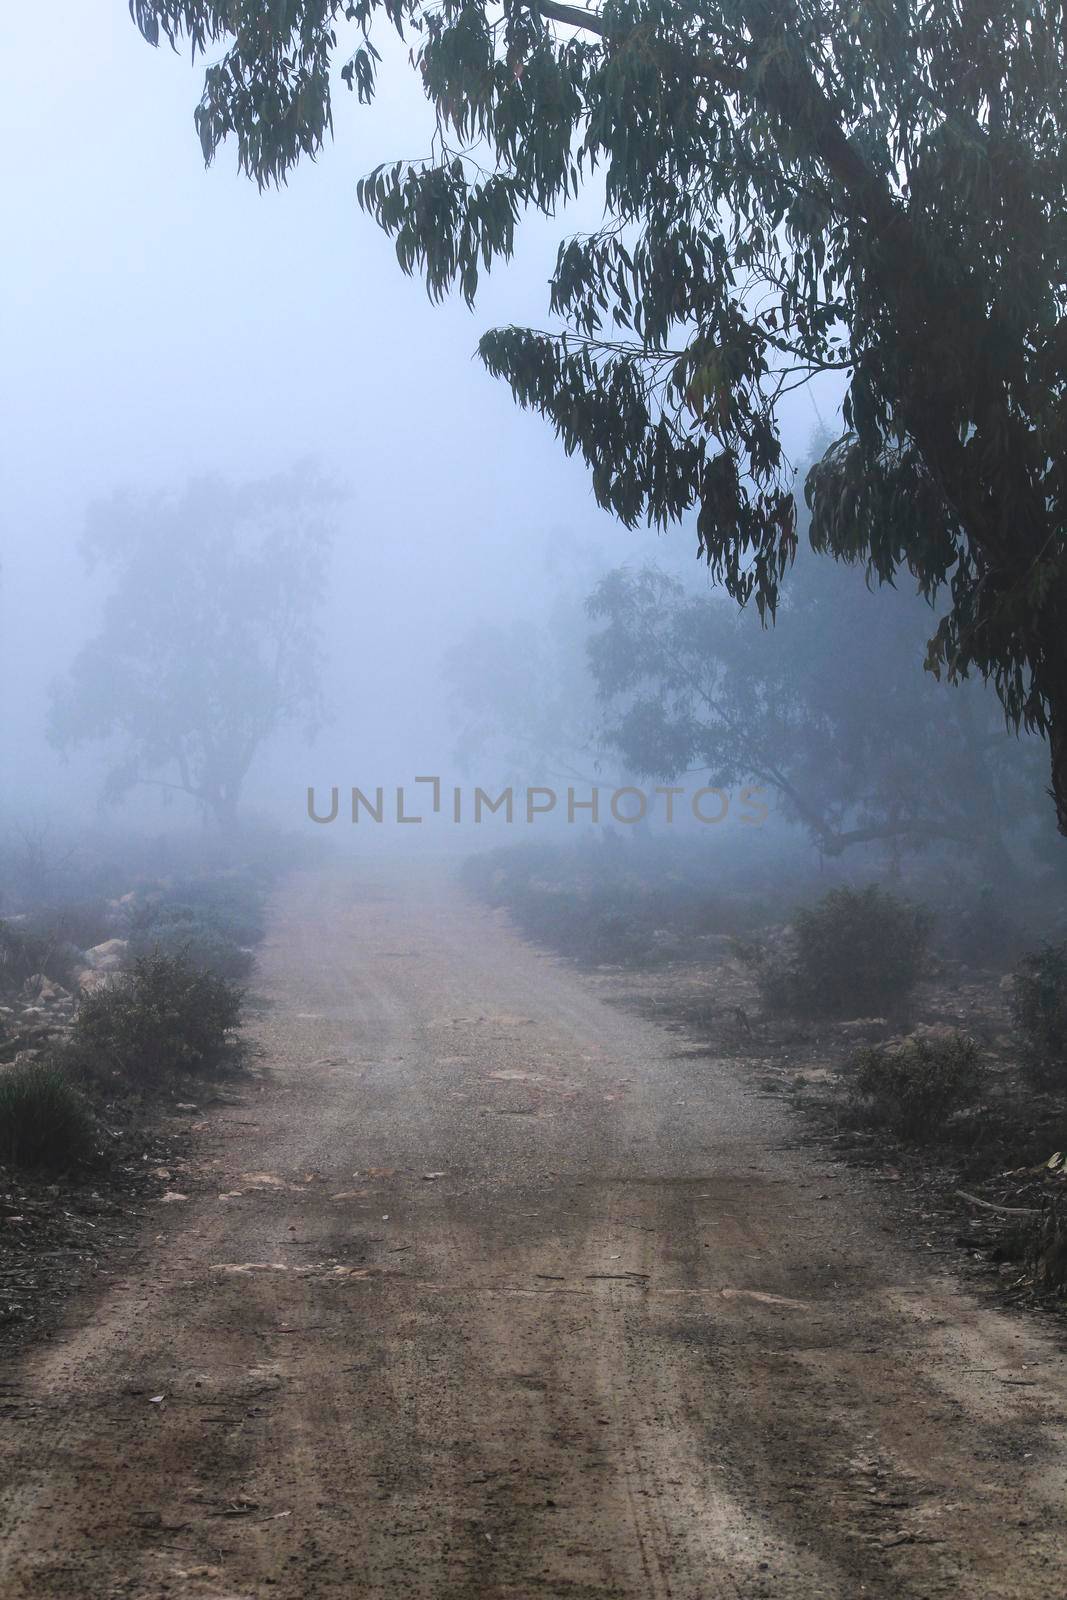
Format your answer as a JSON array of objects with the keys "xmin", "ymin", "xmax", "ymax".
[
  {"xmin": 157, "ymin": 878, "xmax": 267, "ymax": 948},
  {"xmin": 0, "ymin": 921, "xmax": 52, "ymax": 994},
  {"xmin": 21, "ymin": 898, "xmax": 115, "ymax": 955},
  {"xmin": 752, "ymin": 885, "xmax": 932, "ymax": 1018},
  {"xmin": 846, "ymin": 1032, "xmax": 985, "ymax": 1139},
  {"xmin": 127, "ymin": 876, "xmax": 266, "ymax": 980},
  {"xmin": 72, "ymin": 951, "xmax": 247, "ymax": 1087},
  {"xmin": 128, "ymin": 915, "xmax": 254, "ymax": 981},
  {"xmin": 0, "ymin": 1059, "xmax": 95, "ymax": 1169},
  {"xmin": 462, "ymin": 840, "xmax": 796, "ymax": 964},
  {"xmin": 0, "ymin": 917, "xmax": 87, "ymax": 995},
  {"xmin": 500, "ymin": 881, "xmax": 657, "ymax": 965},
  {"xmin": 944, "ymin": 887, "xmax": 1023, "ymax": 969},
  {"xmin": 1011, "ymin": 942, "xmax": 1067, "ymax": 1089}
]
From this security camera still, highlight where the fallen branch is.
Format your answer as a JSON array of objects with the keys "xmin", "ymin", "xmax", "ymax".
[{"xmin": 954, "ymin": 1189, "xmax": 1039, "ymax": 1217}]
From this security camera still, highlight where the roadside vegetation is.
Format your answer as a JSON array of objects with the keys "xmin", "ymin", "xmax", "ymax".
[
  {"xmin": 1011, "ymin": 944, "xmax": 1067, "ymax": 1091},
  {"xmin": 0, "ymin": 843, "xmax": 270, "ymax": 1172},
  {"xmin": 0, "ymin": 822, "xmax": 303, "ymax": 1346},
  {"xmin": 739, "ymin": 885, "xmax": 932, "ymax": 1021},
  {"xmin": 460, "ymin": 837, "xmax": 799, "ymax": 969},
  {"xmin": 843, "ymin": 1033, "xmax": 986, "ymax": 1141},
  {"xmin": 0, "ymin": 1059, "xmax": 96, "ymax": 1171},
  {"xmin": 67, "ymin": 952, "xmax": 249, "ymax": 1092}
]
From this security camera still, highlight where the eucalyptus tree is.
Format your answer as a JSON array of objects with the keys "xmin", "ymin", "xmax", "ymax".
[
  {"xmin": 587, "ymin": 555, "xmax": 1049, "ymax": 876},
  {"xmin": 129, "ymin": 0, "xmax": 1067, "ymax": 826},
  {"xmin": 49, "ymin": 470, "xmax": 333, "ymax": 829}
]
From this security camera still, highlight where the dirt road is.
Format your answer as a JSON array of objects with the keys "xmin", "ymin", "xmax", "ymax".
[{"xmin": 2, "ymin": 865, "xmax": 1066, "ymax": 1598}]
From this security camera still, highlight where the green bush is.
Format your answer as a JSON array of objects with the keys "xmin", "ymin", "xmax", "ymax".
[
  {"xmin": 128, "ymin": 915, "xmax": 254, "ymax": 981},
  {"xmin": 0, "ymin": 1059, "xmax": 96, "ymax": 1169},
  {"xmin": 753, "ymin": 885, "xmax": 932, "ymax": 1018},
  {"xmin": 846, "ymin": 1032, "xmax": 985, "ymax": 1139},
  {"xmin": 72, "ymin": 951, "xmax": 247, "ymax": 1087},
  {"xmin": 153, "ymin": 878, "xmax": 266, "ymax": 948},
  {"xmin": 127, "ymin": 876, "xmax": 266, "ymax": 980},
  {"xmin": 1011, "ymin": 942, "xmax": 1067, "ymax": 1089}
]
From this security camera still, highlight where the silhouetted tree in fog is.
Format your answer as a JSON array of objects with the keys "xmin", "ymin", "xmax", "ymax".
[
  {"xmin": 49, "ymin": 469, "xmax": 333, "ymax": 829},
  {"xmin": 588, "ymin": 555, "xmax": 1049, "ymax": 876}
]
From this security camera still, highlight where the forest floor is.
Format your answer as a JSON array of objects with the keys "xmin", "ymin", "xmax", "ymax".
[{"xmin": 1, "ymin": 863, "xmax": 1066, "ymax": 1598}]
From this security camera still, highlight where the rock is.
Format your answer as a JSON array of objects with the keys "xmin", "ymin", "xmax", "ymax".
[
  {"xmin": 84, "ymin": 938, "xmax": 128, "ymax": 972},
  {"xmin": 20, "ymin": 974, "xmax": 73, "ymax": 1006},
  {"xmin": 74, "ymin": 967, "xmax": 115, "ymax": 994},
  {"xmin": 910, "ymin": 1021, "xmax": 969, "ymax": 1043},
  {"xmin": 836, "ymin": 1017, "xmax": 890, "ymax": 1042},
  {"xmin": 875, "ymin": 1022, "xmax": 973, "ymax": 1056}
]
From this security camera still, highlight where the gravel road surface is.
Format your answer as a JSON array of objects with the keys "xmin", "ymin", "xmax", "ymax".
[{"xmin": 2, "ymin": 864, "xmax": 1066, "ymax": 1598}]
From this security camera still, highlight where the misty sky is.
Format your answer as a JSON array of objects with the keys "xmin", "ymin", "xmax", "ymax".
[{"xmin": 2, "ymin": 4, "xmax": 841, "ymax": 830}]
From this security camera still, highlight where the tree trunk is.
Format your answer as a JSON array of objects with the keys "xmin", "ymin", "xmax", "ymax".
[
  {"xmin": 208, "ymin": 791, "xmax": 240, "ymax": 834},
  {"xmin": 1042, "ymin": 633, "xmax": 1067, "ymax": 837}
]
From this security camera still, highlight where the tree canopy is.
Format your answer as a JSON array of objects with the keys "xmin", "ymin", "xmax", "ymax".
[
  {"xmin": 129, "ymin": 0, "xmax": 1067, "ymax": 827},
  {"xmin": 49, "ymin": 470, "xmax": 333, "ymax": 828}
]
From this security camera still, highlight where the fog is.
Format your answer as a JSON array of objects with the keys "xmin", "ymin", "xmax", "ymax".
[
  {"xmin": 2, "ymin": 3, "xmax": 838, "ymax": 855},
  {"xmin": 4, "ymin": 14, "xmax": 1067, "ymax": 1589}
]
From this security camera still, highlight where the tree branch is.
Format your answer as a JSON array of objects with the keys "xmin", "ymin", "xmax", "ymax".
[
  {"xmin": 533, "ymin": 0, "xmax": 605, "ymax": 34},
  {"xmin": 532, "ymin": 0, "xmax": 745, "ymax": 94}
]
